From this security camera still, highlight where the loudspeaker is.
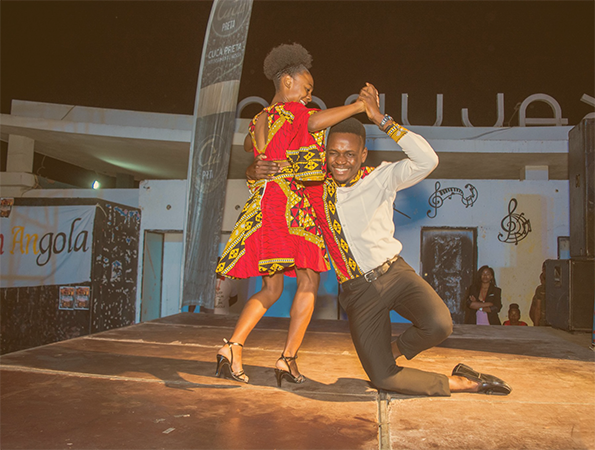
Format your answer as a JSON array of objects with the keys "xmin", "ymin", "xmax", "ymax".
[
  {"xmin": 568, "ymin": 118, "xmax": 594, "ymax": 258},
  {"xmin": 545, "ymin": 259, "xmax": 594, "ymax": 331}
]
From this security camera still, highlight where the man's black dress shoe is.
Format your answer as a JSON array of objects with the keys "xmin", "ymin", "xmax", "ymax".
[{"xmin": 452, "ymin": 363, "xmax": 512, "ymax": 395}]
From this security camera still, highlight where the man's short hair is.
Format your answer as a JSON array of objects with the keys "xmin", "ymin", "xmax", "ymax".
[{"xmin": 329, "ymin": 118, "xmax": 366, "ymax": 143}]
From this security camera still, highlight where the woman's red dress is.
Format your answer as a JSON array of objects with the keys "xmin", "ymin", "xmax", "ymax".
[{"xmin": 216, "ymin": 102, "xmax": 329, "ymax": 279}]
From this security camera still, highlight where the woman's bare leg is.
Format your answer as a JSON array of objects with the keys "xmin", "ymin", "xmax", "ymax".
[
  {"xmin": 218, "ymin": 273, "xmax": 284, "ymax": 375},
  {"xmin": 276, "ymin": 268, "xmax": 320, "ymax": 377}
]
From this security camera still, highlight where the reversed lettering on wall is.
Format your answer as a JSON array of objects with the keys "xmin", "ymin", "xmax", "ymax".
[{"xmin": 236, "ymin": 92, "xmax": 593, "ymax": 126}]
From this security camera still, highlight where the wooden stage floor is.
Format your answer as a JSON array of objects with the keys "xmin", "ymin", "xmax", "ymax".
[{"xmin": 1, "ymin": 313, "xmax": 594, "ymax": 450}]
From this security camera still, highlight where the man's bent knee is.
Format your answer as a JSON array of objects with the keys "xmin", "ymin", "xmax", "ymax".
[
  {"xmin": 428, "ymin": 314, "xmax": 453, "ymax": 343},
  {"xmin": 367, "ymin": 363, "xmax": 401, "ymax": 391}
]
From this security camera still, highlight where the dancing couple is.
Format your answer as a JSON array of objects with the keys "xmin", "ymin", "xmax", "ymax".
[{"xmin": 214, "ymin": 43, "xmax": 511, "ymax": 397}]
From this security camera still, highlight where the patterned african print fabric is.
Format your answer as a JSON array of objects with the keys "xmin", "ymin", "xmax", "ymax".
[
  {"xmin": 305, "ymin": 123, "xmax": 411, "ymax": 283},
  {"xmin": 303, "ymin": 167, "xmax": 377, "ymax": 283},
  {"xmin": 217, "ymin": 102, "xmax": 329, "ymax": 279},
  {"xmin": 321, "ymin": 168, "xmax": 375, "ymax": 283}
]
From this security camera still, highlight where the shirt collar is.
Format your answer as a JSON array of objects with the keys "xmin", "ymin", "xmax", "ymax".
[{"xmin": 327, "ymin": 167, "xmax": 373, "ymax": 188}]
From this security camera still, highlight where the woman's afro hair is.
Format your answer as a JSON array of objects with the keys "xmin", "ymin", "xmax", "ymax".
[{"xmin": 263, "ymin": 43, "xmax": 313, "ymax": 86}]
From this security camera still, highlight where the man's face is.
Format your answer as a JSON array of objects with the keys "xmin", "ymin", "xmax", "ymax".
[{"xmin": 326, "ymin": 132, "xmax": 368, "ymax": 184}]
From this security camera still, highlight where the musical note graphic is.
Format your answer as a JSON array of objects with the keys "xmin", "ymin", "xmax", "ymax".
[
  {"xmin": 498, "ymin": 198, "xmax": 532, "ymax": 245},
  {"xmin": 427, "ymin": 181, "xmax": 478, "ymax": 218}
]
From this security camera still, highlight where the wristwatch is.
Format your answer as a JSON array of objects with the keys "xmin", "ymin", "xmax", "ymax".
[{"xmin": 379, "ymin": 114, "xmax": 393, "ymax": 128}]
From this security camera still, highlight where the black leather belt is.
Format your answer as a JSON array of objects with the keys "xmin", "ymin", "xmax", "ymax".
[{"xmin": 362, "ymin": 254, "xmax": 400, "ymax": 283}]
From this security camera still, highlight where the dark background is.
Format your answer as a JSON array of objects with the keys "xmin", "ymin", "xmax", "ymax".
[{"xmin": 2, "ymin": 0, "xmax": 594, "ymax": 187}]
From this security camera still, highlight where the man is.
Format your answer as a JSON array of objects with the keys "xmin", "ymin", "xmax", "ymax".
[
  {"xmin": 529, "ymin": 262, "xmax": 547, "ymax": 326},
  {"xmin": 248, "ymin": 84, "xmax": 511, "ymax": 396}
]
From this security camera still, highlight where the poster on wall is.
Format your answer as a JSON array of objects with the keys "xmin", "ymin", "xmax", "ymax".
[
  {"xmin": 74, "ymin": 286, "xmax": 91, "ymax": 310},
  {"xmin": 0, "ymin": 205, "xmax": 96, "ymax": 288},
  {"xmin": 1, "ymin": 198, "xmax": 14, "ymax": 218},
  {"xmin": 58, "ymin": 286, "xmax": 75, "ymax": 310}
]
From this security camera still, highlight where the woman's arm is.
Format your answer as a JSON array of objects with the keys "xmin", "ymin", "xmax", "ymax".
[
  {"xmin": 466, "ymin": 292, "xmax": 494, "ymax": 311},
  {"xmin": 243, "ymin": 134, "xmax": 252, "ymax": 153},
  {"xmin": 468, "ymin": 299, "xmax": 494, "ymax": 311},
  {"xmin": 307, "ymin": 89, "xmax": 367, "ymax": 132},
  {"xmin": 489, "ymin": 287, "xmax": 503, "ymax": 314}
]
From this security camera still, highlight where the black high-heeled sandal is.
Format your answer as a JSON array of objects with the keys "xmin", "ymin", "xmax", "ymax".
[
  {"xmin": 215, "ymin": 338, "xmax": 249, "ymax": 383},
  {"xmin": 274, "ymin": 353, "xmax": 306, "ymax": 387}
]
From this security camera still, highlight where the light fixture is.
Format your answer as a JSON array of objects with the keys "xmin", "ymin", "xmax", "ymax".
[{"xmin": 92, "ymin": 180, "xmax": 101, "ymax": 190}]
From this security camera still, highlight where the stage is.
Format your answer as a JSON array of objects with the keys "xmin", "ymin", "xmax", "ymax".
[{"xmin": 1, "ymin": 313, "xmax": 594, "ymax": 449}]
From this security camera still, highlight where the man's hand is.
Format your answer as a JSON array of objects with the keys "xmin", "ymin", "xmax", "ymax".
[
  {"xmin": 359, "ymin": 83, "xmax": 384, "ymax": 126},
  {"xmin": 246, "ymin": 154, "xmax": 281, "ymax": 181}
]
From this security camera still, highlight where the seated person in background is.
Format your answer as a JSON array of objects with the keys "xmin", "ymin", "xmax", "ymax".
[
  {"xmin": 463, "ymin": 265, "xmax": 502, "ymax": 325},
  {"xmin": 503, "ymin": 303, "xmax": 528, "ymax": 326},
  {"xmin": 529, "ymin": 262, "xmax": 547, "ymax": 326}
]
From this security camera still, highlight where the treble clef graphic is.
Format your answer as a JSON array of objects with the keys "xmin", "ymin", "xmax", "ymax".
[
  {"xmin": 498, "ymin": 198, "xmax": 532, "ymax": 245},
  {"xmin": 427, "ymin": 182, "xmax": 444, "ymax": 218},
  {"xmin": 427, "ymin": 181, "xmax": 479, "ymax": 218}
]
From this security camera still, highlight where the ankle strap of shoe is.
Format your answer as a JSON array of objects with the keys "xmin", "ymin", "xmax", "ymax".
[
  {"xmin": 224, "ymin": 338, "xmax": 243, "ymax": 348},
  {"xmin": 280, "ymin": 353, "xmax": 298, "ymax": 362}
]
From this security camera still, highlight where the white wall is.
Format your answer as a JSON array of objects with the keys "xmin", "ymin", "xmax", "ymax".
[
  {"xmin": 22, "ymin": 188, "xmax": 139, "ymax": 207},
  {"xmin": 393, "ymin": 178, "xmax": 569, "ymax": 322},
  {"xmin": 136, "ymin": 179, "xmax": 250, "ymax": 321},
  {"xmin": 136, "ymin": 176, "xmax": 568, "ymax": 324}
]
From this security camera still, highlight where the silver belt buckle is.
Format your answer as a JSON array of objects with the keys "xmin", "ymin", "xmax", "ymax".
[{"xmin": 364, "ymin": 270, "xmax": 378, "ymax": 283}]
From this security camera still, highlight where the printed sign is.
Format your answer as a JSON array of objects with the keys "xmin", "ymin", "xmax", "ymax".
[{"xmin": 0, "ymin": 205, "xmax": 96, "ymax": 287}]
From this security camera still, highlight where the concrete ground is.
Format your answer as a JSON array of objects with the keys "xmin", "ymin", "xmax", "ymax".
[{"xmin": 1, "ymin": 313, "xmax": 594, "ymax": 450}]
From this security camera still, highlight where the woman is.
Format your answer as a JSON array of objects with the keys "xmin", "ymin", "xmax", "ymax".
[
  {"xmin": 503, "ymin": 303, "xmax": 528, "ymax": 326},
  {"xmin": 463, "ymin": 265, "xmax": 502, "ymax": 325},
  {"xmin": 215, "ymin": 43, "xmax": 366, "ymax": 385}
]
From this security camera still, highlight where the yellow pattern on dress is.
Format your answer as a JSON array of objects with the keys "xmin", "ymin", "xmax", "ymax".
[{"xmin": 218, "ymin": 104, "xmax": 329, "ymax": 277}]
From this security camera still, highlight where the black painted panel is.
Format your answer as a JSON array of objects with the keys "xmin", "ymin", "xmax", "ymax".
[
  {"xmin": 545, "ymin": 259, "xmax": 595, "ymax": 331},
  {"xmin": 420, "ymin": 227, "xmax": 477, "ymax": 324},
  {"xmin": 569, "ymin": 118, "xmax": 594, "ymax": 258},
  {"xmin": 1, "ymin": 199, "xmax": 140, "ymax": 354}
]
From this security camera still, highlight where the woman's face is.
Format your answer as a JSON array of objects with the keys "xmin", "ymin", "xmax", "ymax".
[
  {"xmin": 285, "ymin": 70, "xmax": 313, "ymax": 105},
  {"xmin": 508, "ymin": 308, "xmax": 520, "ymax": 323},
  {"xmin": 481, "ymin": 268, "xmax": 493, "ymax": 284}
]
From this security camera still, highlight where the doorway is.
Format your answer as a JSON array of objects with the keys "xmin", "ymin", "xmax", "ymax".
[
  {"xmin": 420, "ymin": 227, "xmax": 477, "ymax": 324},
  {"xmin": 140, "ymin": 230, "xmax": 183, "ymax": 322}
]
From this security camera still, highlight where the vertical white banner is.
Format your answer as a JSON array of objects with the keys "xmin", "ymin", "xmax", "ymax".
[{"xmin": 182, "ymin": 0, "xmax": 253, "ymax": 309}]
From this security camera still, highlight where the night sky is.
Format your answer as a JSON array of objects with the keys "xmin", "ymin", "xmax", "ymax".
[{"xmin": 1, "ymin": 0, "xmax": 594, "ymax": 185}]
